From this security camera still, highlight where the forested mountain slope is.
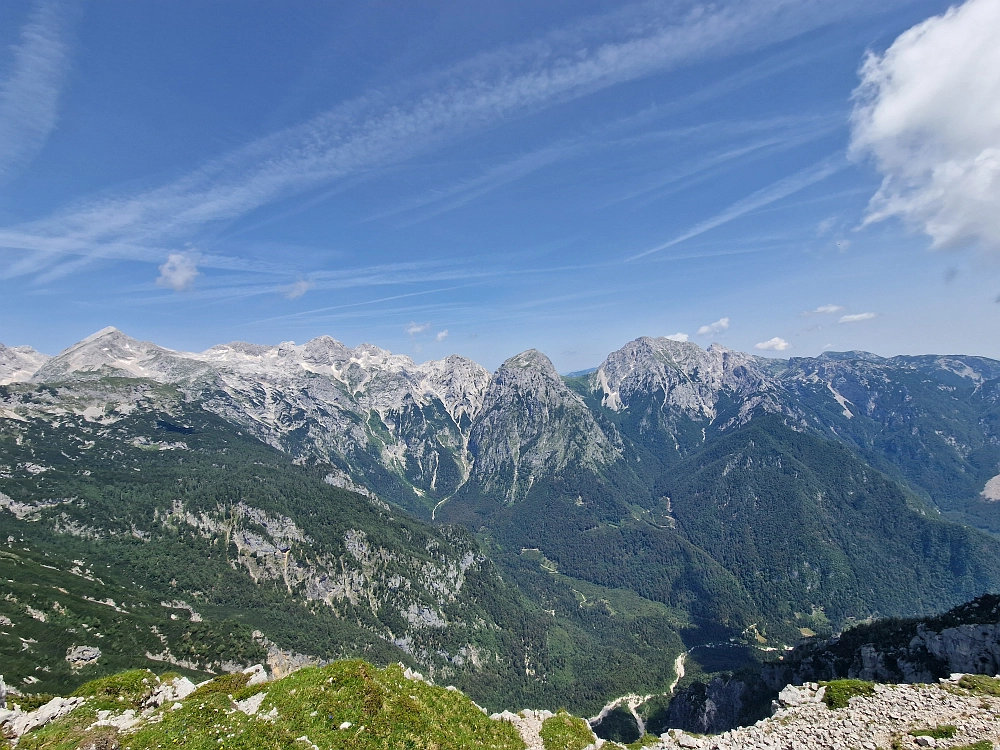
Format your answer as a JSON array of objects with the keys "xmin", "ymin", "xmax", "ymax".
[
  {"xmin": 3, "ymin": 328, "xmax": 1000, "ymax": 711},
  {"xmin": 0, "ymin": 376, "xmax": 688, "ymax": 713}
]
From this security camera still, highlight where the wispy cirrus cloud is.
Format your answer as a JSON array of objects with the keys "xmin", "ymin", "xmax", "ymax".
[
  {"xmin": 0, "ymin": 0, "xmax": 893, "ymax": 282},
  {"xmin": 839, "ymin": 312, "xmax": 876, "ymax": 323},
  {"xmin": 802, "ymin": 303, "xmax": 843, "ymax": 315},
  {"xmin": 0, "ymin": 0, "xmax": 77, "ymax": 187},
  {"xmin": 628, "ymin": 154, "xmax": 846, "ymax": 261}
]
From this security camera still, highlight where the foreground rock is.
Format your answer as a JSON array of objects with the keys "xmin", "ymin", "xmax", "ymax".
[
  {"xmin": 654, "ymin": 679, "xmax": 1000, "ymax": 750},
  {"xmin": 669, "ymin": 595, "xmax": 1000, "ymax": 735}
]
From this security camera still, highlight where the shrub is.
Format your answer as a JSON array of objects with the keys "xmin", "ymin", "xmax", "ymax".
[
  {"xmin": 9, "ymin": 694, "xmax": 55, "ymax": 712},
  {"xmin": 909, "ymin": 725, "xmax": 957, "ymax": 739},
  {"xmin": 71, "ymin": 670, "xmax": 157, "ymax": 708},
  {"xmin": 188, "ymin": 671, "xmax": 250, "ymax": 698}
]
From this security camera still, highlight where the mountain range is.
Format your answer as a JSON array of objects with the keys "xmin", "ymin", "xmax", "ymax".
[{"xmin": 2, "ymin": 327, "xmax": 1000, "ymax": 712}]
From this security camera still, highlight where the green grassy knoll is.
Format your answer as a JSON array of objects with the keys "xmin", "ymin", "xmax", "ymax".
[{"xmin": 16, "ymin": 661, "xmax": 526, "ymax": 750}]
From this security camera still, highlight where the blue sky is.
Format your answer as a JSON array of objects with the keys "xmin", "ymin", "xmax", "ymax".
[{"xmin": 1, "ymin": 0, "xmax": 998, "ymax": 371}]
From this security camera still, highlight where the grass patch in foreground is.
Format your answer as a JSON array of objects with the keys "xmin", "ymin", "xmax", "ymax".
[
  {"xmin": 909, "ymin": 725, "xmax": 956, "ymax": 740},
  {"xmin": 17, "ymin": 660, "xmax": 526, "ymax": 750},
  {"xmin": 540, "ymin": 712, "xmax": 594, "ymax": 750},
  {"xmin": 819, "ymin": 679, "xmax": 875, "ymax": 709},
  {"xmin": 958, "ymin": 675, "xmax": 1000, "ymax": 697},
  {"xmin": 951, "ymin": 742, "xmax": 992, "ymax": 750}
]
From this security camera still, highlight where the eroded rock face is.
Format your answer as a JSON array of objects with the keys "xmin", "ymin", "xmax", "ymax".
[
  {"xmin": 593, "ymin": 338, "xmax": 779, "ymax": 425},
  {"xmin": 762, "ymin": 618, "xmax": 1000, "ymax": 690},
  {"xmin": 665, "ymin": 674, "xmax": 751, "ymax": 735},
  {"xmin": 468, "ymin": 349, "xmax": 620, "ymax": 502},
  {"xmin": 915, "ymin": 623, "xmax": 1000, "ymax": 675},
  {"xmin": 0, "ymin": 696, "xmax": 86, "ymax": 740}
]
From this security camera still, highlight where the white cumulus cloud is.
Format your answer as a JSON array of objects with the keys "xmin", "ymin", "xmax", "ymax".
[
  {"xmin": 755, "ymin": 337, "xmax": 791, "ymax": 351},
  {"xmin": 664, "ymin": 332, "xmax": 689, "ymax": 342},
  {"xmin": 155, "ymin": 252, "xmax": 199, "ymax": 291},
  {"xmin": 839, "ymin": 312, "xmax": 876, "ymax": 323},
  {"xmin": 435, "ymin": 329, "xmax": 449, "ymax": 342},
  {"xmin": 697, "ymin": 317, "xmax": 730, "ymax": 335},
  {"xmin": 850, "ymin": 0, "xmax": 1000, "ymax": 252},
  {"xmin": 406, "ymin": 322, "xmax": 430, "ymax": 336}
]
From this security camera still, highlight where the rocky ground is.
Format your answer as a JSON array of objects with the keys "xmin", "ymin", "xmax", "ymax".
[{"xmin": 653, "ymin": 679, "xmax": 1000, "ymax": 750}]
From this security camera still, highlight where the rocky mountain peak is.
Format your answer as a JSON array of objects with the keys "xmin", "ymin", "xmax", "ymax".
[
  {"xmin": 485, "ymin": 349, "xmax": 569, "ymax": 409},
  {"xmin": 590, "ymin": 336, "xmax": 781, "ymax": 428},
  {"xmin": 504, "ymin": 348, "xmax": 556, "ymax": 371},
  {"xmin": 0, "ymin": 343, "xmax": 50, "ymax": 385},
  {"xmin": 468, "ymin": 348, "xmax": 619, "ymax": 500},
  {"xmin": 200, "ymin": 341, "xmax": 278, "ymax": 363},
  {"xmin": 32, "ymin": 327, "xmax": 199, "ymax": 383},
  {"xmin": 299, "ymin": 335, "xmax": 353, "ymax": 365},
  {"xmin": 413, "ymin": 355, "xmax": 491, "ymax": 424}
]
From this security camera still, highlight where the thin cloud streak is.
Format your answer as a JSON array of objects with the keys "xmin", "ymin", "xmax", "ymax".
[
  {"xmin": 0, "ymin": 0, "xmax": 77, "ymax": 187},
  {"xmin": 627, "ymin": 154, "xmax": 846, "ymax": 261},
  {"xmin": 1, "ymin": 0, "xmax": 889, "ymax": 281},
  {"xmin": 240, "ymin": 283, "xmax": 488, "ymax": 327},
  {"xmin": 606, "ymin": 125, "xmax": 837, "ymax": 210},
  {"xmin": 364, "ymin": 143, "xmax": 581, "ymax": 225}
]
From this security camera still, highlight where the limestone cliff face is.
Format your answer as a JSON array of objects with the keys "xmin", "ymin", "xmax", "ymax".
[
  {"xmin": 762, "ymin": 598, "xmax": 1000, "ymax": 689},
  {"xmin": 467, "ymin": 349, "xmax": 621, "ymax": 502},
  {"xmin": 592, "ymin": 337, "xmax": 780, "ymax": 425},
  {"xmin": 664, "ymin": 674, "xmax": 751, "ymax": 735},
  {"xmin": 668, "ymin": 596, "xmax": 1000, "ymax": 735},
  {"xmin": 916, "ymin": 622, "xmax": 1000, "ymax": 675}
]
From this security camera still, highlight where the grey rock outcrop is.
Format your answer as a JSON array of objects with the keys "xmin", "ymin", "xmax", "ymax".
[
  {"xmin": 65, "ymin": 645, "xmax": 102, "ymax": 670},
  {"xmin": 593, "ymin": 337, "xmax": 780, "ymax": 426},
  {"xmin": 468, "ymin": 349, "xmax": 620, "ymax": 502},
  {"xmin": 0, "ymin": 696, "xmax": 86, "ymax": 742},
  {"xmin": 652, "ymin": 679, "xmax": 1000, "ymax": 750},
  {"xmin": 0, "ymin": 344, "xmax": 49, "ymax": 385},
  {"xmin": 665, "ymin": 674, "xmax": 752, "ymax": 735},
  {"xmin": 762, "ymin": 603, "xmax": 1000, "ymax": 690}
]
